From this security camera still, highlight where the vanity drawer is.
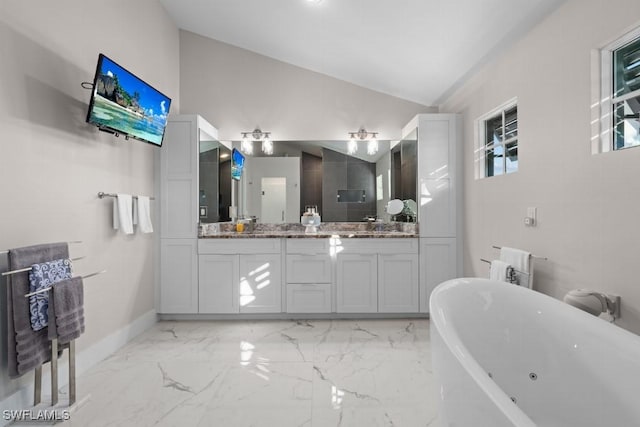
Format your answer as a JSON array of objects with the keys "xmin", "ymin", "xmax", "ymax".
[
  {"xmin": 199, "ymin": 238, "xmax": 281, "ymax": 254},
  {"xmin": 286, "ymin": 239, "xmax": 331, "ymax": 254},
  {"xmin": 286, "ymin": 283, "xmax": 332, "ymax": 313},
  {"xmin": 338, "ymin": 238, "xmax": 418, "ymax": 254},
  {"xmin": 286, "ymin": 254, "xmax": 332, "ymax": 283}
]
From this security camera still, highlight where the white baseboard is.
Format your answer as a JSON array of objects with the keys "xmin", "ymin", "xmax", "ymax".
[{"xmin": 0, "ymin": 310, "xmax": 157, "ymax": 426}]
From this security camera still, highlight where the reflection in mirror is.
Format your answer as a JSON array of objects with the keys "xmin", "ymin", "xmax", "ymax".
[
  {"xmin": 199, "ymin": 140, "xmax": 231, "ymax": 222},
  {"xmin": 233, "ymin": 140, "xmax": 418, "ymax": 223},
  {"xmin": 389, "ymin": 129, "xmax": 418, "ymax": 222}
]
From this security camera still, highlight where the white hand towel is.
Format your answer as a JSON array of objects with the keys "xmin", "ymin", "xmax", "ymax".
[
  {"xmin": 490, "ymin": 260, "xmax": 511, "ymax": 282},
  {"xmin": 115, "ymin": 194, "xmax": 134, "ymax": 235},
  {"xmin": 135, "ymin": 196, "xmax": 153, "ymax": 233},
  {"xmin": 500, "ymin": 247, "xmax": 531, "ymax": 274}
]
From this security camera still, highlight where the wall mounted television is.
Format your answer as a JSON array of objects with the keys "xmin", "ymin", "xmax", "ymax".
[
  {"xmin": 231, "ymin": 148, "xmax": 245, "ymax": 181},
  {"xmin": 86, "ymin": 54, "xmax": 171, "ymax": 147}
]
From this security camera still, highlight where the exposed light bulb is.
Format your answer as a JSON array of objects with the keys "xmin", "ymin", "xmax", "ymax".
[
  {"xmin": 347, "ymin": 134, "xmax": 357, "ymax": 155},
  {"xmin": 262, "ymin": 134, "xmax": 273, "ymax": 155},
  {"xmin": 367, "ymin": 134, "xmax": 378, "ymax": 155},
  {"xmin": 241, "ymin": 134, "xmax": 253, "ymax": 155}
]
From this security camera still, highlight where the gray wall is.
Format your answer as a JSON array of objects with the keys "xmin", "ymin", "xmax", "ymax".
[
  {"xmin": 440, "ymin": 0, "xmax": 640, "ymax": 334},
  {"xmin": 322, "ymin": 149, "xmax": 376, "ymax": 222},
  {"xmin": 179, "ymin": 30, "xmax": 436, "ymax": 142},
  {"xmin": 301, "ymin": 153, "xmax": 323, "ymax": 216},
  {"xmin": 0, "ymin": 0, "xmax": 179, "ymax": 400}
]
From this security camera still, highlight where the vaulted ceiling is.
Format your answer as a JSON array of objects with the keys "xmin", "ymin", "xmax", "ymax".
[{"xmin": 160, "ymin": 0, "xmax": 565, "ymax": 106}]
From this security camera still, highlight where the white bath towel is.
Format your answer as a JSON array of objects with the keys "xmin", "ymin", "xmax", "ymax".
[
  {"xmin": 113, "ymin": 194, "xmax": 134, "ymax": 235},
  {"xmin": 489, "ymin": 260, "xmax": 511, "ymax": 282},
  {"xmin": 134, "ymin": 196, "xmax": 153, "ymax": 234},
  {"xmin": 500, "ymin": 247, "xmax": 531, "ymax": 274}
]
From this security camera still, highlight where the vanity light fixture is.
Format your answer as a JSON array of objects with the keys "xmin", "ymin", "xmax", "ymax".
[
  {"xmin": 240, "ymin": 128, "xmax": 273, "ymax": 155},
  {"xmin": 347, "ymin": 127, "xmax": 378, "ymax": 155}
]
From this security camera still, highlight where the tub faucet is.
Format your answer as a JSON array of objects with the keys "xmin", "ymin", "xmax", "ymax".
[{"xmin": 563, "ymin": 289, "xmax": 621, "ymax": 320}]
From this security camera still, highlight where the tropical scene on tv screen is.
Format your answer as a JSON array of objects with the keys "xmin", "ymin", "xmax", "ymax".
[{"xmin": 88, "ymin": 56, "xmax": 171, "ymax": 145}]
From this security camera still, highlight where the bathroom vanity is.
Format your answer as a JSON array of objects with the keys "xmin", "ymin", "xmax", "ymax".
[
  {"xmin": 192, "ymin": 230, "xmax": 418, "ymax": 316},
  {"xmin": 158, "ymin": 114, "xmax": 460, "ymax": 318}
]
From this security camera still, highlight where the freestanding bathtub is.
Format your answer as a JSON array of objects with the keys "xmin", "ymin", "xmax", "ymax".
[{"xmin": 430, "ymin": 278, "xmax": 640, "ymax": 426}]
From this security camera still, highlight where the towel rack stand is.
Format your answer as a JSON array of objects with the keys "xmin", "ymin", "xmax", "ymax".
[
  {"xmin": 1, "ymin": 242, "xmax": 97, "ymax": 409},
  {"xmin": 98, "ymin": 191, "xmax": 155, "ymax": 200}
]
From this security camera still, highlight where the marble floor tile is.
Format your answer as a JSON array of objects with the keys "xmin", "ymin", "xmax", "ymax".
[{"xmin": 56, "ymin": 319, "xmax": 438, "ymax": 426}]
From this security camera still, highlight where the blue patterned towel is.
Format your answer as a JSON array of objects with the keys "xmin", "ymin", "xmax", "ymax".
[{"xmin": 28, "ymin": 259, "xmax": 72, "ymax": 331}]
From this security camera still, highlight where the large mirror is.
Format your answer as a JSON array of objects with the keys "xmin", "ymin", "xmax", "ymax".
[
  {"xmin": 234, "ymin": 140, "xmax": 416, "ymax": 223},
  {"xmin": 389, "ymin": 129, "xmax": 418, "ymax": 222},
  {"xmin": 199, "ymin": 139, "xmax": 232, "ymax": 223}
]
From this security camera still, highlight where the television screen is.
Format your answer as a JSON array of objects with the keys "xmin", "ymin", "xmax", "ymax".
[
  {"xmin": 86, "ymin": 54, "xmax": 171, "ymax": 146},
  {"xmin": 231, "ymin": 148, "xmax": 245, "ymax": 181}
]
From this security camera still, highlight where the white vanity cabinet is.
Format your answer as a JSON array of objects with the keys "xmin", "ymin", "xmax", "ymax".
[
  {"xmin": 198, "ymin": 239, "xmax": 282, "ymax": 314},
  {"xmin": 402, "ymin": 113, "xmax": 462, "ymax": 313},
  {"xmin": 285, "ymin": 239, "xmax": 333, "ymax": 313},
  {"xmin": 336, "ymin": 239, "xmax": 418, "ymax": 313},
  {"xmin": 159, "ymin": 115, "xmax": 219, "ymax": 314}
]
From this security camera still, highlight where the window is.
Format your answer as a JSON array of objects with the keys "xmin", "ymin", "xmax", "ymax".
[
  {"xmin": 612, "ymin": 35, "xmax": 640, "ymax": 150},
  {"xmin": 475, "ymin": 99, "xmax": 518, "ymax": 179},
  {"xmin": 595, "ymin": 27, "xmax": 640, "ymax": 153}
]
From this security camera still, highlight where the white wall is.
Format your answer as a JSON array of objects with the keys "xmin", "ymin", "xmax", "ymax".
[
  {"xmin": 440, "ymin": 0, "xmax": 640, "ymax": 334},
  {"xmin": 242, "ymin": 157, "xmax": 301, "ymax": 223},
  {"xmin": 0, "ymin": 0, "xmax": 179, "ymax": 401},
  {"xmin": 179, "ymin": 30, "xmax": 435, "ymax": 142}
]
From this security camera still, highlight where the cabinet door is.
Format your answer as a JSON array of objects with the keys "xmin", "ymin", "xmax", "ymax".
[
  {"xmin": 199, "ymin": 254, "xmax": 239, "ymax": 314},
  {"xmin": 378, "ymin": 253, "xmax": 419, "ymax": 312},
  {"xmin": 239, "ymin": 254, "xmax": 282, "ymax": 313},
  {"xmin": 159, "ymin": 239, "xmax": 198, "ymax": 313},
  {"xmin": 160, "ymin": 117, "xmax": 198, "ymax": 238},
  {"xmin": 420, "ymin": 238, "xmax": 457, "ymax": 313},
  {"xmin": 336, "ymin": 254, "xmax": 377, "ymax": 313},
  {"xmin": 286, "ymin": 254, "xmax": 332, "ymax": 283},
  {"xmin": 417, "ymin": 115, "xmax": 459, "ymax": 238}
]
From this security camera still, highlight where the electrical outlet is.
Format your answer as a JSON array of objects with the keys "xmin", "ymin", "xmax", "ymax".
[{"xmin": 525, "ymin": 207, "xmax": 537, "ymax": 227}]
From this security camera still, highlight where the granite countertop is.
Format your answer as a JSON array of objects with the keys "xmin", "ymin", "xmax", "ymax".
[
  {"xmin": 199, "ymin": 222, "xmax": 418, "ymax": 239},
  {"xmin": 199, "ymin": 230, "xmax": 417, "ymax": 239}
]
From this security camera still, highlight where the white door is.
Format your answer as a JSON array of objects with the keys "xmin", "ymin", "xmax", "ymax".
[{"xmin": 261, "ymin": 177, "xmax": 286, "ymax": 223}]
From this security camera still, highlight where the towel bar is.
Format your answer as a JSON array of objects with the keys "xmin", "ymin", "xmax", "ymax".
[
  {"xmin": 480, "ymin": 258, "xmax": 527, "ymax": 276},
  {"xmin": 2, "ymin": 256, "xmax": 86, "ymax": 277},
  {"xmin": 98, "ymin": 191, "xmax": 155, "ymax": 200},
  {"xmin": 0, "ymin": 241, "xmax": 82, "ymax": 256},
  {"xmin": 24, "ymin": 269, "xmax": 107, "ymax": 297},
  {"xmin": 492, "ymin": 245, "xmax": 547, "ymax": 260}
]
